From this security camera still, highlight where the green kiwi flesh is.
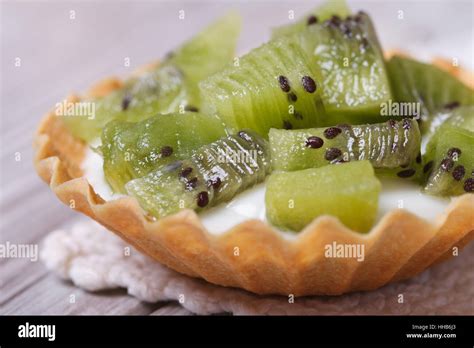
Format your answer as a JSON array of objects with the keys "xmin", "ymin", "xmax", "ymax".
[
  {"xmin": 269, "ymin": 118, "xmax": 421, "ymax": 180},
  {"xmin": 265, "ymin": 160, "xmax": 381, "ymax": 232},
  {"xmin": 101, "ymin": 112, "xmax": 227, "ymax": 193},
  {"xmin": 125, "ymin": 130, "xmax": 270, "ymax": 218}
]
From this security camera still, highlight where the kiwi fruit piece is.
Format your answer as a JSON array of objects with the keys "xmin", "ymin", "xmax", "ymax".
[
  {"xmin": 265, "ymin": 160, "xmax": 381, "ymax": 232},
  {"xmin": 269, "ymin": 118, "xmax": 421, "ymax": 178},
  {"xmin": 387, "ymin": 55, "xmax": 474, "ymax": 135},
  {"xmin": 422, "ymin": 106, "xmax": 474, "ymax": 196},
  {"xmin": 101, "ymin": 112, "xmax": 227, "ymax": 193},
  {"xmin": 271, "ymin": 0, "xmax": 351, "ymax": 38},
  {"xmin": 125, "ymin": 130, "xmax": 271, "ymax": 218},
  {"xmin": 200, "ymin": 12, "xmax": 391, "ymax": 137},
  {"xmin": 301, "ymin": 11, "xmax": 391, "ymax": 125},
  {"xmin": 200, "ymin": 33, "xmax": 327, "ymax": 137},
  {"xmin": 63, "ymin": 13, "xmax": 241, "ymax": 142}
]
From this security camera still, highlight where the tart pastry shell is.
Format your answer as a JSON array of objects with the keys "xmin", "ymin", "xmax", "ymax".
[{"xmin": 34, "ymin": 59, "xmax": 474, "ymax": 296}]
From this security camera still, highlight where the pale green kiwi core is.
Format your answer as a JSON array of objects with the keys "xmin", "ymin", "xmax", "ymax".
[{"xmin": 265, "ymin": 161, "xmax": 381, "ymax": 233}]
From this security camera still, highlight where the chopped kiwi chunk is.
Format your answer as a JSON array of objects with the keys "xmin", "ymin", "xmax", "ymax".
[
  {"xmin": 63, "ymin": 13, "xmax": 241, "ymax": 142},
  {"xmin": 265, "ymin": 161, "xmax": 381, "ymax": 232},
  {"xmin": 269, "ymin": 118, "xmax": 421, "ymax": 179},
  {"xmin": 126, "ymin": 130, "xmax": 271, "ymax": 218},
  {"xmin": 422, "ymin": 106, "xmax": 474, "ymax": 196},
  {"xmin": 201, "ymin": 34, "xmax": 327, "ymax": 137},
  {"xmin": 303, "ymin": 12, "xmax": 391, "ymax": 124},
  {"xmin": 387, "ymin": 55, "xmax": 474, "ymax": 135},
  {"xmin": 101, "ymin": 112, "xmax": 227, "ymax": 193},
  {"xmin": 272, "ymin": 0, "xmax": 351, "ymax": 38},
  {"xmin": 201, "ymin": 11, "xmax": 391, "ymax": 137}
]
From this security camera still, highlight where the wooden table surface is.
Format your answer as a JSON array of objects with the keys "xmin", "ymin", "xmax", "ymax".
[{"xmin": 1, "ymin": 0, "xmax": 472, "ymax": 315}]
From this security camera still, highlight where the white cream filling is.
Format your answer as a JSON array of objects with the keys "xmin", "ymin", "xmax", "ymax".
[{"xmin": 83, "ymin": 145, "xmax": 450, "ymax": 239}]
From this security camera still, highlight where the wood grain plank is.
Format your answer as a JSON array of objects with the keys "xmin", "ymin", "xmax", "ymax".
[
  {"xmin": 0, "ymin": 195, "xmax": 76, "ymax": 244},
  {"xmin": 1, "ymin": 272, "xmax": 160, "ymax": 315},
  {"xmin": 0, "ymin": 258, "xmax": 49, "ymax": 306},
  {"xmin": 150, "ymin": 304, "xmax": 194, "ymax": 316}
]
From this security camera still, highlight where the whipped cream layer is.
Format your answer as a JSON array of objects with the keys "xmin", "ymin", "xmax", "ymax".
[{"xmin": 83, "ymin": 146, "xmax": 450, "ymax": 239}]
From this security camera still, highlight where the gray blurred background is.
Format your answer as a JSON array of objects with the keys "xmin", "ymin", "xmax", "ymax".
[{"xmin": 1, "ymin": 0, "xmax": 472, "ymax": 314}]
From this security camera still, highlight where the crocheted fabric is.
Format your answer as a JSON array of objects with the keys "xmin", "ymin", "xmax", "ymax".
[{"xmin": 41, "ymin": 219, "xmax": 474, "ymax": 315}]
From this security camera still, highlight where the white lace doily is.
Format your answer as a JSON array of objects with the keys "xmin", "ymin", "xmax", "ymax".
[{"xmin": 40, "ymin": 219, "xmax": 474, "ymax": 315}]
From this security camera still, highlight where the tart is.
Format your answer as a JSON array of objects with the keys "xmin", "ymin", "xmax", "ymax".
[{"xmin": 34, "ymin": 2, "xmax": 474, "ymax": 296}]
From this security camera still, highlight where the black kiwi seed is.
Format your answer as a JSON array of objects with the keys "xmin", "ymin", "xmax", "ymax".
[
  {"xmin": 121, "ymin": 94, "xmax": 132, "ymax": 111},
  {"xmin": 397, "ymin": 169, "xmax": 416, "ymax": 178},
  {"xmin": 283, "ymin": 120, "xmax": 293, "ymax": 129},
  {"xmin": 423, "ymin": 160, "xmax": 434, "ymax": 174},
  {"xmin": 402, "ymin": 118, "xmax": 411, "ymax": 130},
  {"xmin": 302, "ymin": 76, "xmax": 317, "ymax": 93},
  {"xmin": 294, "ymin": 111, "xmax": 303, "ymax": 120},
  {"xmin": 360, "ymin": 38, "xmax": 369, "ymax": 50},
  {"xmin": 440, "ymin": 158, "xmax": 454, "ymax": 171},
  {"xmin": 307, "ymin": 15, "xmax": 318, "ymax": 25},
  {"xmin": 387, "ymin": 119, "xmax": 397, "ymax": 128},
  {"xmin": 305, "ymin": 136, "xmax": 324, "ymax": 149},
  {"xmin": 325, "ymin": 148, "xmax": 342, "ymax": 161},
  {"xmin": 197, "ymin": 191, "xmax": 209, "ymax": 207},
  {"xmin": 447, "ymin": 147, "xmax": 462, "ymax": 159},
  {"xmin": 287, "ymin": 92, "xmax": 298, "ymax": 102},
  {"xmin": 463, "ymin": 178, "xmax": 474, "ymax": 192},
  {"xmin": 452, "ymin": 165, "xmax": 466, "ymax": 181},
  {"xmin": 184, "ymin": 105, "xmax": 199, "ymax": 112},
  {"xmin": 160, "ymin": 146, "xmax": 173, "ymax": 157},
  {"xmin": 443, "ymin": 101, "xmax": 460, "ymax": 110},
  {"xmin": 341, "ymin": 24, "xmax": 352, "ymax": 37},
  {"xmin": 416, "ymin": 152, "xmax": 422, "ymax": 164},
  {"xmin": 329, "ymin": 15, "xmax": 341, "ymax": 26},
  {"xmin": 323, "ymin": 127, "xmax": 342, "ymax": 139},
  {"xmin": 180, "ymin": 167, "xmax": 193, "ymax": 178},
  {"xmin": 278, "ymin": 75, "xmax": 291, "ymax": 93},
  {"xmin": 207, "ymin": 177, "xmax": 222, "ymax": 190}
]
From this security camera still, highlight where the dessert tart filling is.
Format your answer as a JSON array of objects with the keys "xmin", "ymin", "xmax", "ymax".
[
  {"xmin": 34, "ymin": 0, "xmax": 473, "ymax": 295},
  {"xmin": 83, "ymin": 144, "xmax": 450, "ymax": 238},
  {"xmin": 67, "ymin": 0, "xmax": 473, "ymax": 235}
]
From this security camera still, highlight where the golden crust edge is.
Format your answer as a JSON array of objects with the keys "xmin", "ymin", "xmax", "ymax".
[{"xmin": 33, "ymin": 56, "xmax": 474, "ymax": 296}]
